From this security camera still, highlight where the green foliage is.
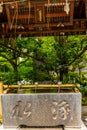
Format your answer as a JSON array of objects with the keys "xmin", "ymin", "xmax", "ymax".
[
  {"xmin": 79, "ymin": 81, "xmax": 87, "ymax": 93},
  {"xmin": 0, "ymin": 37, "xmax": 38, "ymax": 84},
  {"xmin": 0, "ymin": 72, "xmax": 16, "ymax": 84},
  {"xmin": 0, "ymin": 35, "xmax": 87, "ymax": 85},
  {"xmin": 18, "ymin": 59, "xmax": 33, "ymax": 80},
  {"xmin": 82, "ymin": 96, "xmax": 87, "ymax": 105}
]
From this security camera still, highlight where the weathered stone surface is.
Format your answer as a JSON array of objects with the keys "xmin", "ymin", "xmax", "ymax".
[
  {"xmin": 19, "ymin": 128, "xmax": 63, "ymax": 130},
  {"xmin": 1, "ymin": 93, "xmax": 81, "ymax": 128}
]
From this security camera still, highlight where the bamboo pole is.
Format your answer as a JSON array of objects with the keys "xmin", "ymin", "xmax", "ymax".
[
  {"xmin": 3, "ymin": 84, "xmax": 79, "ymax": 88},
  {"xmin": 0, "ymin": 81, "xmax": 3, "ymax": 123}
]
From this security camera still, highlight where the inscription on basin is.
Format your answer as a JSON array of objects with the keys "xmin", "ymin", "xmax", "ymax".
[{"xmin": 1, "ymin": 93, "xmax": 81, "ymax": 128}]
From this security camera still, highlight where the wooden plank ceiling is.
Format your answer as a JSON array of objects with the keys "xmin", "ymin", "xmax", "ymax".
[{"xmin": 0, "ymin": 0, "xmax": 87, "ymax": 37}]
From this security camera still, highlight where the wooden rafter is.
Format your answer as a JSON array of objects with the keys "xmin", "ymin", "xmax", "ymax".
[{"xmin": 0, "ymin": 0, "xmax": 87, "ymax": 37}]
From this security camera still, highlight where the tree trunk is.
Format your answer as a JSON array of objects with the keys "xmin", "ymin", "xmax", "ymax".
[
  {"xmin": 59, "ymin": 68, "xmax": 63, "ymax": 82},
  {"xmin": 13, "ymin": 64, "xmax": 18, "ymax": 84},
  {"xmin": 59, "ymin": 67, "xmax": 68, "ymax": 82}
]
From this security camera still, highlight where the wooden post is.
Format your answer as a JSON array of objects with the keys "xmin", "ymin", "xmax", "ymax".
[{"xmin": 0, "ymin": 81, "xmax": 3, "ymax": 123}]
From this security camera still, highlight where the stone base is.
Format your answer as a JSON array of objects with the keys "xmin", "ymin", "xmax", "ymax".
[
  {"xmin": 0, "ymin": 122, "xmax": 87, "ymax": 130},
  {"xmin": 19, "ymin": 128, "xmax": 62, "ymax": 130}
]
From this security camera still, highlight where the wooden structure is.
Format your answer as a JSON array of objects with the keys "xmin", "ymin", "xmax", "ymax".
[{"xmin": 0, "ymin": 0, "xmax": 87, "ymax": 37}]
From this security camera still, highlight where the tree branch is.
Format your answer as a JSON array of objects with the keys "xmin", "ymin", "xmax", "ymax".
[
  {"xmin": 0, "ymin": 42, "xmax": 47, "ymax": 65},
  {"xmin": 69, "ymin": 45, "xmax": 87, "ymax": 65},
  {"xmin": 17, "ymin": 57, "xmax": 30, "ymax": 67}
]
